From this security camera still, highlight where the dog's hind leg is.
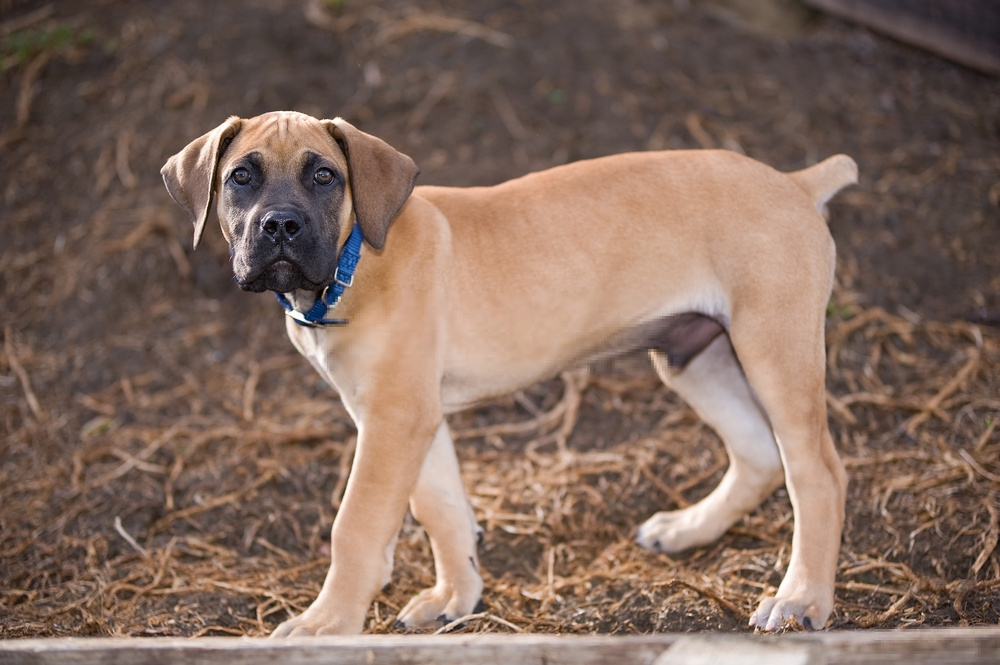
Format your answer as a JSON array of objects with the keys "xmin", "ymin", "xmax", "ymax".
[
  {"xmin": 636, "ymin": 334, "xmax": 784, "ymax": 554},
  {"xmin": 728, "ymin": 294, "xmax": 847, "ymax": 631},
  {"xmin": 395, "ymin": 422, "xmax": 484, "ymax": 628}
]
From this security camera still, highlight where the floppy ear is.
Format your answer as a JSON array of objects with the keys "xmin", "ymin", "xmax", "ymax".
[
  {"xmin": 323, "ymin": 118, "xmax": 419, "ymax": 249},
  {"xmin": 161, "ymin": 116, "xmax": 242, "ymax": 249}
]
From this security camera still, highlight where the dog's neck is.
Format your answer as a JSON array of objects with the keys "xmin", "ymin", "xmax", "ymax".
[{"xmin": 275, "ymin": 223, "xmax": 363, "ymax": 327}]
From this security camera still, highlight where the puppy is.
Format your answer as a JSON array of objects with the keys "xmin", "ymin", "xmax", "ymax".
[{"xmin": 162, "ymin": 111, "xmax": 855, "ymax": 635}]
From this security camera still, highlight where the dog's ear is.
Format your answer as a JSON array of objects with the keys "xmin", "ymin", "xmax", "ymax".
[
  {"xmin": 323, "ymin": 118, "xmax": 419, "ymax": 249},
  {"xmin": 161, "ymin": 116, "xmax": 243, "ymax": 249}
]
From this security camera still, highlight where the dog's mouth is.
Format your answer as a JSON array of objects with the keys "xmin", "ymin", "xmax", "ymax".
[{"xmin": 238, "ymin": 258, "xmax": 327, "ymax": 294}]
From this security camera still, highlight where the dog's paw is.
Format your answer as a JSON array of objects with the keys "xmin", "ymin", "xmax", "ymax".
[
  {"xmin": 394, "ymin": 581, "xmax": 484, "ymax": 629},
  {"xmin": 748, "ymin": 592, "xmax": 831, "ymax": 632},
  {"xmin": 634, "ymin": 508, "xmax": 724, "ymax": 554},
  {"xmin": 269, "ymin": 609, "xmax": 356, "ymax": 637}
]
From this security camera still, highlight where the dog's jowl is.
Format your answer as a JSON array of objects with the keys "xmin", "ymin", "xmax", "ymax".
[{"xmin": 163, "ymin": 111, "xmax": 856, "ymax": 636}]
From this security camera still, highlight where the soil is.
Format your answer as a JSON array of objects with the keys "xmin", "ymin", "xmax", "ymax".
[{"xmin": 1, "ymin": 0, "xmax": 998, "ymax": 638}]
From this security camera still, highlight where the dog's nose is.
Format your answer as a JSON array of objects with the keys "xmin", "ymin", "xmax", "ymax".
[{"xmin": 260, "ymin": 210, "xmax": 304, "ymax": 243}]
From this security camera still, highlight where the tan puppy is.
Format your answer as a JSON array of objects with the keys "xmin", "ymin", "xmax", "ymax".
[{"xmin": 162, "ymin": 111, "xmax": 856, "ymax": 635}]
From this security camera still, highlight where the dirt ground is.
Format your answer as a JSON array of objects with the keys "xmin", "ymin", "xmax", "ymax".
[{"xmin": 1, "ymin": 0, "xmax": 998, "ymax": 638}]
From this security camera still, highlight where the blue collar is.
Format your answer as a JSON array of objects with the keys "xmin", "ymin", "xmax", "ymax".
[{"xmin": 275, "ymin": 223, "xmax": 363, "ymax": 327}]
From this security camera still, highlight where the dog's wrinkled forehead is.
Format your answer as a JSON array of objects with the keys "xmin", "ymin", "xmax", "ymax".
[{"xmin": 223, "ymin": 111, "xmax": 347, "ymax": 174}]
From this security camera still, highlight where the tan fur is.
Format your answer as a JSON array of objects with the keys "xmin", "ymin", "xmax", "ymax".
[
  {"xmin": 162, "ymin": 111, "xmax": 857, "ymax": 636},
  {"xmin": 791, "ymin": 154, "xmax": 858, "ymax": 213}
]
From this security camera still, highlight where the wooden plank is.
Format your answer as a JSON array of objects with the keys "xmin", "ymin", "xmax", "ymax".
[
  {"xmin": 656, "ymin": 635, "xmax": 811, "ymax": 665},
  {"xmin": 804, "ymin": 0, "xmax": 1000, "ymax": 76},
  {"xmin": 1, "ymin": 629, "xmax": 999, "ymax": 665},
  {"xmin": 659, "ymin": 628, "xmax": 1000, "ymax": 665},
  {"xmin": 799, "ymin": 628, "xmax": 1000, "ymax": 665},
  {"xmin": 0, "ymin": 634, "xmax": 675, "ymax": 665}
]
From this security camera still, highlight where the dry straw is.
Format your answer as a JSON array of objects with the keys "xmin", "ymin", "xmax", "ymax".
[{"xmin": 2, "ymin": 284, "xmax": 997, "ymax": 635}]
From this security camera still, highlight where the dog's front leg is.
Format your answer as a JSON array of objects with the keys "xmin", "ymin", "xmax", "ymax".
[
  {"xmin": 270, "ymin": 401, "xmax": 440, "ymax": 637},
  {"xmin": 395, "ymin": 422, "xmax": 483, "ymax": 627}
]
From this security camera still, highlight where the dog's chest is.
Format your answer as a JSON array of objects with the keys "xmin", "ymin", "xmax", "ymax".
[{"xmin": 286, "ymin": 325, "xmax": 344, "ymax": 393}]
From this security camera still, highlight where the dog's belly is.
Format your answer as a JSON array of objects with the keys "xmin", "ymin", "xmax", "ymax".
[{"xmin": 440, "ymin": 311, "xmax": 725, "ymax": 413}]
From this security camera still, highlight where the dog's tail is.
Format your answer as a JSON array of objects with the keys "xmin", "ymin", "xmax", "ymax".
[{"xmin": 789, "ymin": 154, "xmax": 858, "ymax": 217}]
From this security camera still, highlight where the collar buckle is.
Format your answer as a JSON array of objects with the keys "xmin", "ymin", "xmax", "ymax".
[{"xmin": 332, "ymin": 267, "xmax": 354, "ymax": 291}]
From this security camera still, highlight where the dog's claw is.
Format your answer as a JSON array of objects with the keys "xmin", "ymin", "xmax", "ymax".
[
  {"xmin": 635, "ymin": 507, "xmax": 732, "ymax": 554},
  {"xmin": 270, "ymin": 611, "xmax": 359, "ymax": 637},
  {"xmin": 430, "ymin": 599, "xmax": 485, "ymax": 632},
  {"xmin": 394, "ymin": 578, "xmax": 484, "ymax": 629},
  {"xmin": 751, "ymin": 593, "xmax": 829, "ymax": 632}
]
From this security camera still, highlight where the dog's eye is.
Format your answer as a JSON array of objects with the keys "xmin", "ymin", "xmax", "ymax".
[
  {"xmin": 231, "ymin": 168, "xmax": 251, "ymax": 186},
  {"xmin": 314, "ymin": 168, "xmax": 335, "ymax": 186}
]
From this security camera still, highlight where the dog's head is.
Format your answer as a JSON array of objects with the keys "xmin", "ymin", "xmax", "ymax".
[{"xmin": 161, "ymin": 111, "xmax": 418, "ymax": 293}]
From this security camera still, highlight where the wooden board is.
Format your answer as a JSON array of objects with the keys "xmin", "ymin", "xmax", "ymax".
[
  {"xmin": 2, "ymin": 628, "xmax": 1000, "ymax": 665},
  {"xmin": 804, "ymin": 0, "xmax": 1000, "ymax": 76}
]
